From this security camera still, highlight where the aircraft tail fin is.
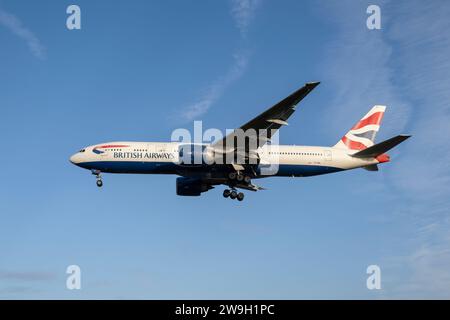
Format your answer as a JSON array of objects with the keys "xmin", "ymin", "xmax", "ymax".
[{"xmin": 333, "ymin": 105, "xmax": 386, "ymax": 150}]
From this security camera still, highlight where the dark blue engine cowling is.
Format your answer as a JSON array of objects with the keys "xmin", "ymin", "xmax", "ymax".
[
  {"xmin": 178, "ymin": 144, "xmax": 214, "ymax": 166},
  {"xmin": 176, "ymin": 177, "xmax": 212, "ymax": 196}
]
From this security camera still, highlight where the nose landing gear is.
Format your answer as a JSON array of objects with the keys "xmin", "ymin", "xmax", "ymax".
[
  {"xmin": 223, "ymin": 189, "xmax": 244, "ymax": 201},
  {"xmin": 91, "ymin": 170, "xmax": 103, "ymax": 188}
]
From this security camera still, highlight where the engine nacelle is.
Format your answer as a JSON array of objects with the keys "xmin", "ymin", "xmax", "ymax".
[
  {"xmin": 176, "ymin": 177, "xmax": 212, "ymax": 196},
  {"xmin": 178, "ymin": 144, "xmax": 215, "ymax": 166}
]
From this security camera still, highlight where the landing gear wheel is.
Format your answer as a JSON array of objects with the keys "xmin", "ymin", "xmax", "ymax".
[
  {"xmin": 92, "ymin": 170, "xmax": 103, "ymax": 188},
  {"xmin": 223, "ymin": 189, "xmax": 231, "ymax": 198},
  {"xmin": 230, "ymin": 190, "xmax": 238, "ymax": 199},
  {"xmin": 244, "ymin": 176, "xmax": 251, "ymax": 183},
  {"xmin": 228, "ymin": 172, "xmax": 237, "ymax": 180},
  {"xmin": 236, "ymin": 174, "xmax": 244, "ymax": 182},
  {"xmin": 237, "ymin": 192, "xmax": 245, "ymax": 201}
]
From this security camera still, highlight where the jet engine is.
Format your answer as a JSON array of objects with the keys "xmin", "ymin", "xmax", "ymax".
[{"xmin": 176, "ymin": 177, "xmax": 212, "ymax": 196}]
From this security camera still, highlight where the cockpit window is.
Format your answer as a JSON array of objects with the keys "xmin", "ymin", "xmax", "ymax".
[{"xmin": 79, "ymin": 149, "xmax": 86, "ymax": 153}]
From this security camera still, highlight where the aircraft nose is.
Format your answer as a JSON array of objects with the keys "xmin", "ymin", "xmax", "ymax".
[{"xmin": 70, "ymin": 153, "xmax": 80, "ymax": 164}]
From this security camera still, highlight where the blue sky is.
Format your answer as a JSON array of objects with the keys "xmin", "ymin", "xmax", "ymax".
[{"xmin": 0, "ymin": 0, "xmax": 449, "ymax": 299}]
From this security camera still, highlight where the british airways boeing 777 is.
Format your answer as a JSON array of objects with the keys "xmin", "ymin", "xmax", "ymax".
[{"xmin": 70, "ymin": 82, "xmax": 410, "ymax": 201}]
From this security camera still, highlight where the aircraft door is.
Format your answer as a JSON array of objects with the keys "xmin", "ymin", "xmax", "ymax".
[
  {"xmin": 324, "ymin": 150, "xmax": 332, "ymax": 161},
  {"xmin": 156, "ymin": 143, "xmax": 168, "ymax": 153},
  {"xmin": 147, "ymin": 143, "xmax": 155, "ymax": 154}
]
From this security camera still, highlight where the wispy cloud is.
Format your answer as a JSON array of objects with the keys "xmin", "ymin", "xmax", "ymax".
[
  {"xmin": 178, "ymin": 1, "xmax": 261, "ymax": 121},
  {"xmin": 0, "ymin": 7, "xmax": 45, "ymax": 59},
  {"xmin": 318, "ymin": 0, "xmax": 450, "ymax": 298},
  {"xmin": 0, "ymin": 285, "xmax": 41, "ymax": 296},
  {"xmin": 317, "ymin": 1, "xmax": 409, "ymax": 139},
  {"xmin": 0, "ymin": 270, "xmax": 56, "ymax": 298},
  {"xmin": 0, "ymin": 270, "xmax": 56, "ymax": 282},
  {"xmin": 382, "ymin": 0, "xmax": 450, "ymax": 298},
  {"xmin": 181, "ymin": 51, "xmax": 249, "ymax": 121},
  {"xmin": 230, "ymin": 0, "xmax": 261, "ymax": 37}
]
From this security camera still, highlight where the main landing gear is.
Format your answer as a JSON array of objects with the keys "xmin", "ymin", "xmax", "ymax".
[
  {"xmin": 225, "ymin": 171, "xmax": 251, "ymax": 201},
  {"xmin": 228, "ymin": 172, "xmax": 251, "ymax": 183},
  {"xmin": 91, "ymin": 169, "xmax": 103, "ymax": 188},
  {"xmin": 223, "ymin": 189, "xmax": 245, "ymax": 201}
]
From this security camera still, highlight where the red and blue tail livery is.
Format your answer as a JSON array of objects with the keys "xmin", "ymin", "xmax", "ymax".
[{"xmin": 334, "ymin": 105, "xmax": 385, "ymax": 151}]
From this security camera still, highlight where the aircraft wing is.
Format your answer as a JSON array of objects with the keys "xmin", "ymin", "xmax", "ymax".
[{"xmin": 211, "ymin": 82, "xmax": 320, "ymax": 164}]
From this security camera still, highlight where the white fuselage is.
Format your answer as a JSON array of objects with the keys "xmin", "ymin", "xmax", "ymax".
[{"xmin": 70, "ymin": 141, "xmax": 380, "ymax": 177}]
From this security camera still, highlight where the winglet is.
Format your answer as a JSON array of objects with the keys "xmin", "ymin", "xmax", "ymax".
[{"xmin": 289, "ymin": 82, "xmax": 320, "ymax": 107}]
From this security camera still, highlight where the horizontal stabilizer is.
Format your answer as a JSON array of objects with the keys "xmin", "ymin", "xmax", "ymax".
[{"xmin": 352, "ymin": 134, "xmax": 411, "ymax": 158}]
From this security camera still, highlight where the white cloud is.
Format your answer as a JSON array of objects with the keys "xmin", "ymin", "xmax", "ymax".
[
  {"xmin": 178, "ymin": 1, "xmax": 261, "ymax": 121},
  {"xmin": 0, "ymin": 8, "xmax": 45, "ymax": 59},
  {"xmin": 317, "ymin": 1, "xmax": 409, "ymax": 139},
  {"xmin": 0, "ymin": 270, "xmax": 56, "ymax": 281},
  {"xmin": 181, "ymin": 51, "xmax": 249, "ymax": 121},
  {"xmin": 318, "ymin": 0, "xmax": 450, "ymax": 298},
  {"xmin": 383, "ymin": 0, "xmax": 450, "ymax": 298},
  {"xmin": 230, "ymin": 0, "xmax": 261, "ymax": 37}
]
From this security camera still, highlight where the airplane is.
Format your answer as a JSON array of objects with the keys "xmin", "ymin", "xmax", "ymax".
[{"xmin": 70, "ymin": 82, "xmax": 411, "ymax": 201}]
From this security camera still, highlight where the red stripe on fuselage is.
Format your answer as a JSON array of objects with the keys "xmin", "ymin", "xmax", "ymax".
[
  {"xmin": 351, "ymin": 112, "xmax": 384, "ymax": 130},
  {"xmin": 97, "ymin": 145, "xmax": 130, "ymax": 149}
]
